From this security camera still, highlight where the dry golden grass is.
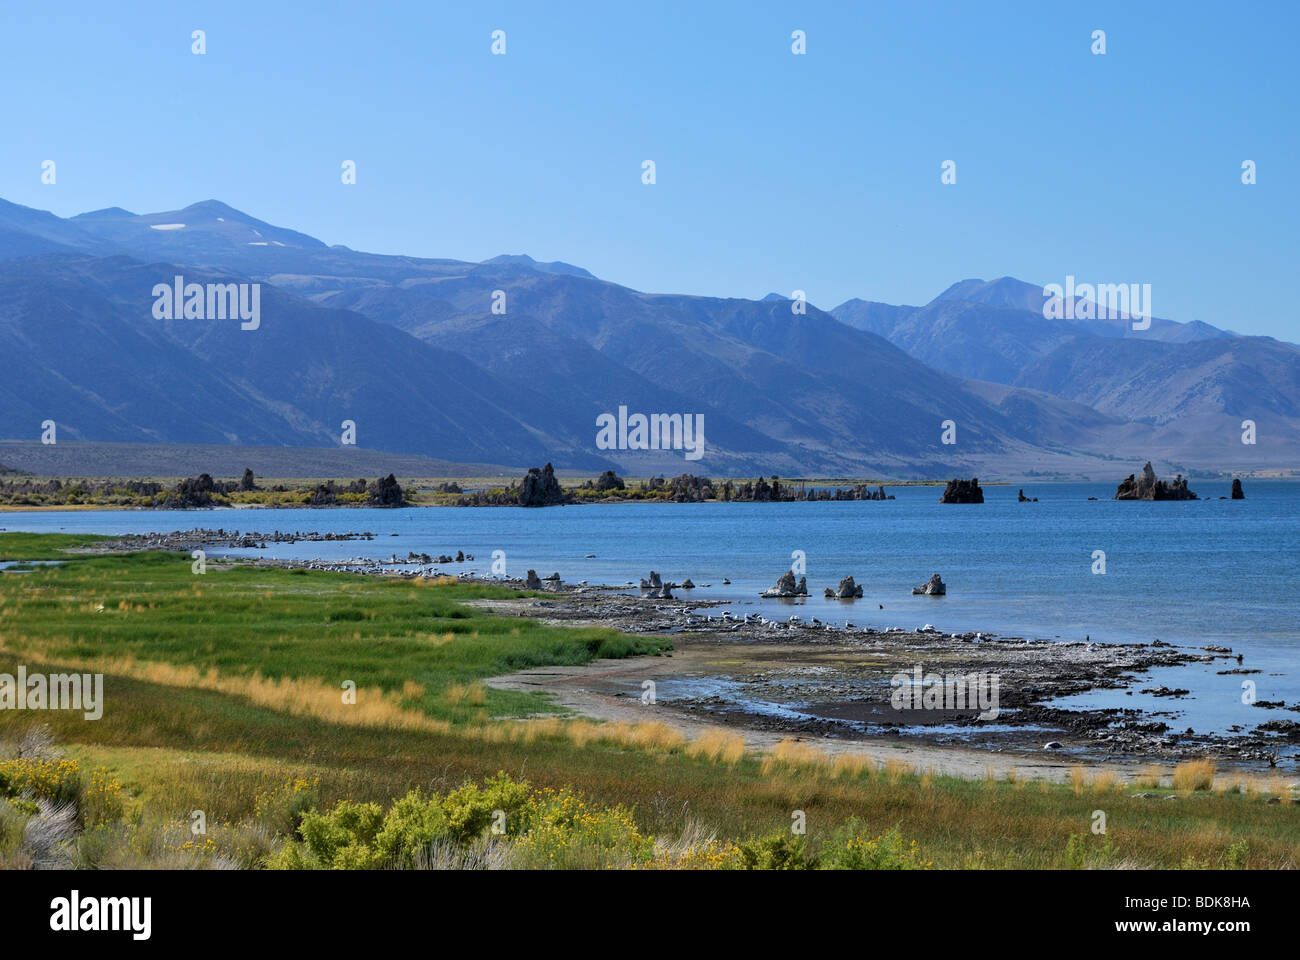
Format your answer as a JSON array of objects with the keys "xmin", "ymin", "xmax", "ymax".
[
  {"xmin": 1135, "ymin": 764, "xmax": 1166, "ymax": 790},
  {"xmin": 1270, "ymin": 775, "xmax": 1295, "ymax": 800},
  {"xmin": 488, "ymin": 717, "xmax": 690, "ymax": 754},
  {"xmin": 511, "ymin": 717, "xmax": 562, "ymax": 744},
  {"xmin": 831, "ymin": 752, "xmax": 875, "ymax": 780},
  {"xmin": 761, "ymin": 738, "xmax": 831, "ymax": 775},
  {"xmin": 444, "ymin": 682, "xmax": 468, "ymax": 707},
  {"xmin": 1172, "ymin": 758, "xmax": 1217, "ymax": 792},
  {"xmin": 684, "ymin": 728, "xmax": 746, "ymax": 766},
  {"xmin": 1230, "ymin": 773, "xmax": 1293, "ymax": 800},
  {"xmin": 9, "ymin": 649, "xmax": 451, "ymax": 734},
  {"xmin": 563, "ymin": 719, "xmax": 601, "ymax": 748},
  {"xmin": 884, "ymin": 757, "xmax": 911, "ymax": 784},
  {"xmin": 1090, "ymin": 770, "xmax": 1119, "ymax": 794},
  {"xmin": 1070, "ymin": 765, "xmax": 1088, "ymax": 796},
  {"xmin": 444, "ymin": 680, "xmax": 486, "ymax": 709},
  {"xmin": 605, "ymin": 721, "xmax": 687, "ymax": 752},
  {"xmin": 413, "ymin": 575, "xmax": 458, "ymax": 587}
]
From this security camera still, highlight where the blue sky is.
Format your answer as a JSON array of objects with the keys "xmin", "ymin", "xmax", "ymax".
[{"xmin": 2, "ymin": 1, "xmax": 1296, "ymax": 337}]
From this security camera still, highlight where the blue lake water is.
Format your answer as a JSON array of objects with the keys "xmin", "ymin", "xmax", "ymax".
[{"xmin": 4, "ymin": 480, "xmax": 1297, "ymax": 735}]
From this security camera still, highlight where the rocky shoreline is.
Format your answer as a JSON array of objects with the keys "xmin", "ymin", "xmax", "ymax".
[
  {"xmin": 82, "ymin": 528, "xmax": 381, "ymax": 552},
  {"xmin": 79, "ymin": 533, "xmax": 1299, "ymax": 771},
  {"xmin": 452, "ymin": 581, "xmax": 1293, "ymax": 769}
]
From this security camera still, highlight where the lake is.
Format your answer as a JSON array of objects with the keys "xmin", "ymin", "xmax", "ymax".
[{"xmin": 4, "ymin": 479, "xmax": 1296, "ymax": 734}]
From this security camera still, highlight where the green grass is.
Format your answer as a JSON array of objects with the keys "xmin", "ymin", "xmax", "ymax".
[
  {"xmin": 0, "ymin": 533, "xmax": 1296, "ymax": 869},
  {"xmin": 0, "ymin": 532, "xmax": 111, "ymax": 560},
  {"xmin": 0, "ymin": 540, "xmax": 668, "ymax": 725}
]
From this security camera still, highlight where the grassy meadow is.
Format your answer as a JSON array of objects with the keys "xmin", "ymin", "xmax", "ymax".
[{"xmin": 0, "ymin": 532, "xmax": 1296, "ymax": 869}]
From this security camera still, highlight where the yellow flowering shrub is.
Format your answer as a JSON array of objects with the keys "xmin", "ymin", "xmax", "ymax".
[
  {"xmin": 508, "ymin": 786, "xmax": 654, "ymax": 870},
  {"xmin": 0, "ymin": 756, "xmax": 83, "ymax": 807},
  {"xmin": 80, "ymin": 766, "xmax": 126, "ymax": 827},
  {"xmin": 252, "ymin": 776, "xmax": 320, "ymax": 837}
]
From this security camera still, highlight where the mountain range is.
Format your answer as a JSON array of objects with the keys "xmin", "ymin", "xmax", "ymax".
[{"xmin": 1, "ymin": 196, "xmax": 1295, "ymax": 479}]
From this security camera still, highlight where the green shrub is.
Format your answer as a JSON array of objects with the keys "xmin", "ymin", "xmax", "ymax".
[
  {"xmin": 1221, "ymin": 840, "xmax": 1249, "ymax": 870},
  {"xmin": 1065, "ymin": 832, "xmax": 1116, "ymax": 870},
  {"xmin": 0, "ymin": 799, "xmax": 33, "ymax": 862},
  {"xmin": 734, "ymin": 833, "xmax": 818, "ymax": 870},
  {"xmin": 440, "ymin": 772, "xmax": 530, "ymax": 844},
  {"xmin": 821, "ymin": 821, "xmax": 932, "ymax": 870},
  {"xmin": 295, "ymin": 800, "xmax": 386, "ymax": 869},
  {"xmin": 372, "ymin": 790, "xmax": 448, "ymax": 867}
]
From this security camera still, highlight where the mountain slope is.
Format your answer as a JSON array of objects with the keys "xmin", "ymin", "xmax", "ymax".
[
  {"xmin": 1, "ymin": 197, "xmax": 1294, "ymax": 476},
  {"xmin": 0, "ymin": 255, "xmax": 615, "ymax": 468}
]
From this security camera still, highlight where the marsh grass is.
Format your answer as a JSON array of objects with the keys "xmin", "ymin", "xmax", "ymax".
[
  {"xmin": 0, "ymin": 532, "xmax": 111, "ymax": 561},
  {"xmin": 0, "ymin": 540, "xmax": 670, "ymax": 727}
]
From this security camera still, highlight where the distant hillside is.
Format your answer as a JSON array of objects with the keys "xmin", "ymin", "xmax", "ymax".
[
  {"xmin": 833, "ymin": 279, "xmax": 1300, "ymax": 468},
  {"xmin": 0, "ymin": 196, "xmax": 1294, "ymax": 477},
  {"xmin": 0, "ymin": 441, "xmax": 525, "ymax": 479}
]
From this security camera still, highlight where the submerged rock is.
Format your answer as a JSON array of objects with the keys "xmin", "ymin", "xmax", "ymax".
[
  {"xmin": 911, "ymin": 573, "xmax": 946, "ymax": 596},
  {"xmin": 939, "ymin": 478, "xmax": 984, "ymax": 503}
]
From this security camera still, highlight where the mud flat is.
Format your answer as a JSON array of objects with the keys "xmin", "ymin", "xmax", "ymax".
[{"xmin": 464, "ymin": 583, "xmax": 1294, "ymax": 775}]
